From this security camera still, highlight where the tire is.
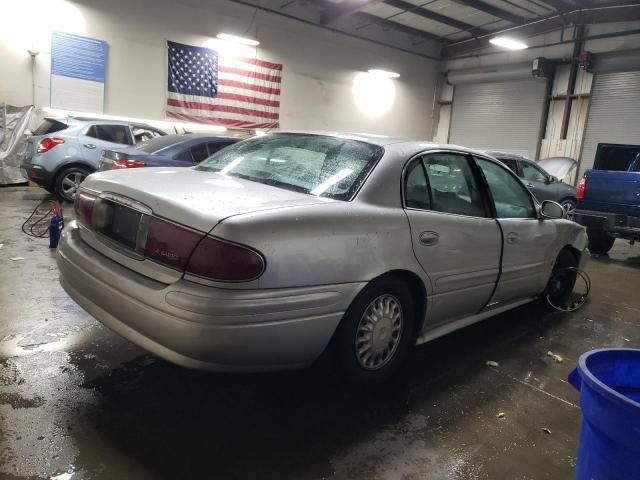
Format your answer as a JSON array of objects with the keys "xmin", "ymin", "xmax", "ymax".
[
  {"xmin": 55, "ymin": 167, "xmax": 91, "ymax": 203},
  {"xmin": 560, "ymin": 198, "xmax": 576, "ymax": 220},
  {"xmin": 543, "ymin": 249, "xmax": 578, "ymax": 310},
  {"xmin": 587, "ymin": 229, "xmax": 615, "ymax": 255},
  {"xmin": 326, "ymin": 275, "xmax": 415, "ymax": 387}
]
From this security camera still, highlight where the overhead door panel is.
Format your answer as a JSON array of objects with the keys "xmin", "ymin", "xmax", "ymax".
[
  {"xmin": 450, "ymin": 79, "xmax": 547, "ymax": 160},
  {"xmin": 580, "ymin": 71, "xmax": 640, "ymax": 178}
]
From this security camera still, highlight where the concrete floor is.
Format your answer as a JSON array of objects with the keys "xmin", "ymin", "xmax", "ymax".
[{"xmin": 1, "ymin": 186, "xmax": 639, "ymax": 480}]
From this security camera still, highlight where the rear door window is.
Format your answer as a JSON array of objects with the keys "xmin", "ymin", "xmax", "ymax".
[
  {"xmin": 191, "ymin": 143, "xmax": 210, "ymax": 163},
  {"xmin": 405, "ymin": 153, "xmax": 487, "ymax": 217},
  {"xmin": 86, "ymin": 125, "xmax": 131, "ymax": 145},
  {"xmin": 33, "ymin": 119, "xmax": 68, "ymax": 135}
]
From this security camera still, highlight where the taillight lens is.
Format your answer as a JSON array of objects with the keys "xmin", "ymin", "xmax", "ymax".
[
  {"xmin": 576, "ymin": 176, "xmax": 587, "ymax": 201},
  {"xmin": 186, "ymin": 236, "xmax": 265, "ymax": 282},
  {"xmin": 37, "ymin": 137, "xmax": 65, "ymax": 154},
  {"xmin": 144, "ymin": 217, "xmax": 202, "ymax": 270},
  {"xmin": 74, "ymin": 191, "xmax": 96, "ymax": 226},
  {"xmin": 144, "ymin": 216, "xmax": 265, "ymax": 281},
  {"xmin": 111, "ymin": 159, "xmax": 146, "ymax": 169}
]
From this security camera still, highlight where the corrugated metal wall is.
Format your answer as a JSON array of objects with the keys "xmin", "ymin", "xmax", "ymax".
[
  {"xmin": 579, "ymin": 71, "xmax": 640, "ymax": 177},
  {"xmin": 449, "ymin": 79, "xmax": 548, "ymax": 159}
]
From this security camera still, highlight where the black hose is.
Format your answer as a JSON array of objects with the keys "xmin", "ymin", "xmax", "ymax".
[{"xmin": 21, "ymin": 200, "xmax": 59, "ymax": 238}]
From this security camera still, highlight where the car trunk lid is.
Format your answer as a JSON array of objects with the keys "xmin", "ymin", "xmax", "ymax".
[{"xmin": 77, "ymin": 167, "xmax": 334, "ymax": 281}]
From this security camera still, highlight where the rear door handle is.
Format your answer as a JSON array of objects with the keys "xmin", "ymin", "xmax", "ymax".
[
  {"xmin": 525, "ymin": 183, "xmax": 533, "ymax": 188},
  {"xmin": 83, "ymin": 144, "xmax": 96, "ymax": 149},
  {"xmin": 506, "ymin": 232, "xmax": 519, "ymax": 244},
  {"xmin": 419, "ymin": 231, "xmax": 439, "ymax": 246}
]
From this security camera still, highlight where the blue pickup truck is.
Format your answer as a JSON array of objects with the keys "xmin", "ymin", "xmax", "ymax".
[{"xmin": 574, "ymin": 146, "xmax": 640, "ymax": 254}]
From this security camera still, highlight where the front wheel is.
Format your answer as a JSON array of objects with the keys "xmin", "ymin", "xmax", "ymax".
[
  {"xmin": 543, "ymin": 250, "xmax": 578, "ymax": 310},
  {"xmin": 587, "ymin": 229, "xmax": 615, "ymax": 255},
  {"xmin": 327, "ymin": 276, "xmax": 415, "ymax": 387},
  {"xmin": 560, "ymin": 198, "xmax": 576, "ymax": 220},
  {"xmin": 55, "ymin": 167, "xmax": 91, "ymax": 203}
]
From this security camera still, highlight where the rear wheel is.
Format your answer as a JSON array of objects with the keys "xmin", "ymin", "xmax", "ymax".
[
  {"xmin": 543, "ymin": 249, "xmax": 578, "ymax": 310},
  {"xmin": 55, "ymin": 167, "xmax": 90, "ymax": 203},
  {"xmin": 587, "ymin": 229, "xmax": 615, "ymax": 255},
  {"xmin": 327, "ymin": 275, "xmax": 415, "ymax": 387}
]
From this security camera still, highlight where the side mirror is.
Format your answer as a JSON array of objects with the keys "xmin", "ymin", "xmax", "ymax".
[
  {"xmin": 546, "ymin": 175, "xmax": 556, "ymax": 184},
  {"xmin": 540, "ymin": 200, "xmax": 564, "ymax": 219}
]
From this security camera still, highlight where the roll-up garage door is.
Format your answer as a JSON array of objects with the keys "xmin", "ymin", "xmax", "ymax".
[
  {"xmin": 450, "ymin": 79, "xmax": 548, "ymax": 160},
  {"xmin": 579, "ymin": 71, "xmax": 640, "ymax": 178}
]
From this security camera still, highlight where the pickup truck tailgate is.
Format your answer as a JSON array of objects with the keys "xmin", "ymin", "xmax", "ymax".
[{"xmin": 579, "ymin": 170, "xmax": 640, "ymax": 217}]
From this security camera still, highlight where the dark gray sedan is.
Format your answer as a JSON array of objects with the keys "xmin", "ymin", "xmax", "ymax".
[
  {"xmin": 99, "ymin": 134, "xmax": 239, "ymax": 171},
  {"xmin": 486, "ymin": 151, "xmax": 577, "ymax": 218}
]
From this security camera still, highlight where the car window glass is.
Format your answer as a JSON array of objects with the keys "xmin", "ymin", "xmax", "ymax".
[
  {"xmin": 175, "ymin": 149, "xmax": 194, "ymax": 162},
  {"xmin": 499, "ymin": 159, "xmax": 518, "ymax": 175},
  {"xmin": 404, "ymin": 160, "xmax": 431, "ymax": 210},
  {"xmin": 207, "ymin": 142, "xmax": 233, "ymax": 156},
  {"xmin": 475, "ymin": 158, "xmax": 536, "ymax": 219},
  {"xmin": 197, "ymin": 134, "xmax": 383, "ymax": 200},
  {"xmin": 418, "ymin": 153, "xmax": 486, "ymax": 217},
  {"xmin": 191, "ymin": 143, "xmax": 210, "ymax": 163},
  {"xmin": 133, "ymin": 126, "xmax": 163, "ymax": 144},
  {"xmin": 87, "ymin": 125, "xmax": 129, "ymax": 144},
  {"xmin": 521, "ymin": 162, "xmax": 548, "ymax": 182}
]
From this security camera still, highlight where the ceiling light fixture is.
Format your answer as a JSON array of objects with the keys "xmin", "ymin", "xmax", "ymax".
[
  {"xmin": 489, "ymin": 36, "xmax": 528, "ymax": 50},
  {"xmin": 216, "ymin": 33, "xmax": 260, "ymax": 46},
  {"xmin": 367, "ymin": 69, "xmax": 400, "ymax": 79}
]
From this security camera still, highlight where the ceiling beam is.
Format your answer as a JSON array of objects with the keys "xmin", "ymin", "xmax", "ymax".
[
  {"xmin": 443, "ymin": 4, "xmax": 640, "ymax": 57},
  {"xmin": 320, "ymin": 0, "xmax": 386, "ymax": 25},
  {"xmin": 384, "ymin": 0, "xmax": 489, "ymax": 36},
  {"xmin": 354, "ymin": 12, "xmax": 445, "ymax": 42},
  {"xmin": 452, "ymin": 0, "xmax": 527, "ymax": 24}
]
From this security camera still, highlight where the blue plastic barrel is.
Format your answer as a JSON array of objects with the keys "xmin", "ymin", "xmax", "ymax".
[{"xmin": 568, "ymin": 348, "xmax": 640, "ymax": 480}]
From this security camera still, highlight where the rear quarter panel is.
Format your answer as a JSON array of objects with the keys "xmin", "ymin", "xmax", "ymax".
[{"xmin": 206, "ymin": 202, "xmax": 431, "ymax": 292}]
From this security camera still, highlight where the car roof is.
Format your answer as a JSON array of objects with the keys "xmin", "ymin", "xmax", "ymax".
[
  {"xmin": 45, "ymin": 116, "xmax": 162, "ymax": 130},
  {"xmin": 484, "ymin": 151, "xmax": 530, "ymax": 161},
  {"xmin": 272, "ymin": 131, "xmax": 498, "ymax": 158}
]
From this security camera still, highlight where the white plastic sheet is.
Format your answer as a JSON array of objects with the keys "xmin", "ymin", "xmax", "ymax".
[{"xmin": 0, "ymin": 103, "xmax": 33, "ymax": 185}]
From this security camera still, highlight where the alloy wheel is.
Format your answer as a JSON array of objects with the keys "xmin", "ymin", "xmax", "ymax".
[
  {"xmin": 60, "ymin": 171, "xmax": 87, "ymax": 202},
  {"xmin": 561, "ymin": 200, "xmax": 576, "ymax": 220}
]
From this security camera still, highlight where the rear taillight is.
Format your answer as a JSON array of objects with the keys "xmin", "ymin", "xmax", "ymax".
[
  {"xmin": 577, "ymin": 176, "xmax": 587, "ymax": 201},
  {"xmin": 74, "ymin": 191, "xmax": 96, "ymax": 226},
  {"xmin": 144, "ymin": 217, "xmax": 202, "ymax": 270},
  {"xmin": 111, "ymin": 159, "xmax": 146, "ymax": 169},
  {"xmin": 37, "ymin": 137, "xmax": 65, "ymax": 154},
  {"xmin": 144, "ymin": 216, "xmax": 264, "ymax": 281},
  {"xmin": 186, "ymin": 236, "xmax": 265, "ymax": 282}
]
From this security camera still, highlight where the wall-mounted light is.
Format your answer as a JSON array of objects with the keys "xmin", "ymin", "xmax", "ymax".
[
  {"xmin": 353, "ymin": 72, "xmax": 396, "ymax": 117},
  {"xmin": 489, "ymin": 36, "xmax": 528, "ymax": 51},
  {"xmin": 216, "ymin": 33, "xmax": 260, "ymax": 46},
  {"xmin": 367, "ymin": 69, "xmax": 400, "ymax": 79}
]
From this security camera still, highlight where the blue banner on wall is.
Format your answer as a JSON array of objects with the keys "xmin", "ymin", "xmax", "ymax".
[{"xmin": 50, "ymin": 32, "xmax": 108, "ymax": 112}]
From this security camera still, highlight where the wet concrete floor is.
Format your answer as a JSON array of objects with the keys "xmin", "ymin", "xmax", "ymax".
[{"xmin": 1, "ymin": 186, "xmax": 639, "ymax": 480}]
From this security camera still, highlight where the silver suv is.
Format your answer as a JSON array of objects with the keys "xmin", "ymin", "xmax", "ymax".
[{"xmin": 22, "ymin": 117, "xmax": 166, "ymax": 202}]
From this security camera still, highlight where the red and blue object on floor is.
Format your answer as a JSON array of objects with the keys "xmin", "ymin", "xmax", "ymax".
[{"xmin": 49, "ymin": 203, "xmax": 64, "ymax": 249}]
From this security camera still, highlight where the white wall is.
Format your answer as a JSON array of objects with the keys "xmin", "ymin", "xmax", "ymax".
[{"xmin": 0, "ymin": 0, "xmax": 439, "ymax": 138}]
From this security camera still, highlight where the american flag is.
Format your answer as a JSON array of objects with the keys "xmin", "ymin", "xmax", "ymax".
[{"xmin": 165, "ymin": 40, "xmax": 281, "ymax": 129}]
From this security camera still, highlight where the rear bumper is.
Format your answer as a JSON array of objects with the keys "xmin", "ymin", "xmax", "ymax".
[
  {"xmin": 574, "ymin": 209, "xmax": 640, "ymax": 239},
  {"xmin": 21, "ymin": 157, "xmax": 55, "ymax": 190},
  {"xmin": 57, "ymin": 221, "xmax": 364, "ymax": 371}
]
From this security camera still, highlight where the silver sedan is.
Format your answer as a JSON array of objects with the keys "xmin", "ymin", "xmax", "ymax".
[{"xmin": 57, "ymin": 132, "xmax": 588, "ymax": 385}]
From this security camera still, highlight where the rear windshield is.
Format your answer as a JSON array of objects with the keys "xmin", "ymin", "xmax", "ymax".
[
  {"xmin": 33, "ymin": 119, "xmax": 68, "ymax": 136},
  {"xmin": 196, "ymin": 134, "xmax": 384, "ymax": 200},
  {"xmin": 137, "ymin": 135, "xmax": 184, "ymax": 153}
]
